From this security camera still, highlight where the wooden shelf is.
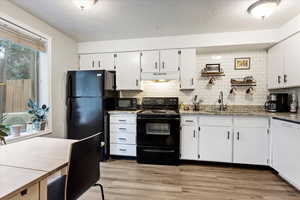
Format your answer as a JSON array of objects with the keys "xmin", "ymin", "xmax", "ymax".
[
  {"xmin": 231, "ymin": 79, "xmax": 256, "ymax": 87},
  {"xmin": 201, "ymin": 72, "xmax": 225, "ymax": 77}
]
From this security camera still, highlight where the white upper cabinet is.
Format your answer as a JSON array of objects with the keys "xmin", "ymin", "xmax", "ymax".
[
  {"xmin": 98, "ymin": 53, "xmax": 117, "ymax": 71},
  {"xmin": 284, "ymin": 33, "xmax": 300, "ymax": 88},
  {"xmin": 267, "ymin": 32, "xmax": 300, "ymax": 89},
  {"xmin": 141, "ymin": 50, "xmax": 179, "ymax": 80},
  {"xmin": 267, "ymin": 43, "xmax": 284, "ymax": 89},
  {"xmin": 159, "ymin": 49, "xmax": 180, "ymax": 72},
  {"xmin": 116, "ymin": 52, "xmax": 142, "ymax": 91},
  {"xmin": 79, "ymin": 54, "xmax": 94, "ymax": 70},
  {"xmin": 140, "ymin": 51, "xmax": 160, "ymax": 73},
  {"xmin": 180, "ymin": 49, "xmax": 196, "ymax": 90},
  {"xmin": 199, "ymin": 126, "xmax": 232, "ymax": 163},
  {"xmin": 79, "ymin": 53, "xmax": 116, "ymax": 71}
]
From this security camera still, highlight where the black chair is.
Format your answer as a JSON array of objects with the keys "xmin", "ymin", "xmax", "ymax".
[{"xmin": 48, "ymin": 133, "xmax": 104, "ymax": 200}]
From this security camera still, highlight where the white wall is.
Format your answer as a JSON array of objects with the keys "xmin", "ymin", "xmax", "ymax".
[
  {"xmin": 0, "ymin": 0, "xmax": 78, "ymax": 138},
  {"xmin": 78, "ymin": 30, "xmax": 277, "ymax": 54},
  {"xmin": 121, "ymin": 50, "xmax": 268, "ymax": 106}
]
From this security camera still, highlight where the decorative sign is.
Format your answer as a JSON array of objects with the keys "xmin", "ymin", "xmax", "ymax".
[{"xmin": 234, "ymin": 57, "xmax": 251, "ymax": 70}]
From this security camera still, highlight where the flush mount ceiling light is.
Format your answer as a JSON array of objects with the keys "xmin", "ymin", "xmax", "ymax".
[
  {"xmin": 74, "ymin": 0, "xmax": 97, "ymax": 10},
  {"xmin": 247, "ymin": 0, "xmax": 281, "ymax": 19}
]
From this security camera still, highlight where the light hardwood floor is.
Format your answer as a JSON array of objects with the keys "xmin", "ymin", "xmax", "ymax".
[{"xmin": 80, "ymin": 160, "xmax": 300, "ymax": 200}]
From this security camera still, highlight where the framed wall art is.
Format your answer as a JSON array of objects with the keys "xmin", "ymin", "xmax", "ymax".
[{"xmin": 234, "ymin": 57, "xmax": 251, "ymax": 70}]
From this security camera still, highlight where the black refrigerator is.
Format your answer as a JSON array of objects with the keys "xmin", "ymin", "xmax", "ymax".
[{"xmin": 66, "ymin": 70, "xmax": 118, "ymax": 161}]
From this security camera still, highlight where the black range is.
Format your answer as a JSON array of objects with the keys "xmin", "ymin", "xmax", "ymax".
[{"xmin": 137, "ymin": 97, "xmax": 180, "ymax": 165}]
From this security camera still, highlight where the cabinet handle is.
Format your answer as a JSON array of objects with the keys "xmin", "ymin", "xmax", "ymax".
[
  {"xmin": 118, "ymin": 138, "xmax": 127, "ymax": 141},
  {"xmin": 191, "ymin": 78, "xmax": 194, "ymax": 86},
  {"xmin": 278, "ymin": 76, "xmax": 281, "ymax": 84},
  {"xmin": 136, "ymin": 79, "xmax": 139, "ymax": 86},
  {"xmin": 193, "ymin": 130, "xmax": 196, "ymax": 138},
  {"xmin": 20, "ymin": 189, "xmax": 28, "ymax": 196},
  {"xmin": 185, "ymin": 120, "xmax": 194, "ymax": 123},
  {"xmin": 119, "ymin": 148, "xmax": 127, "ymax": 152},
  {"xmin": 155, "ymin": 62, "xmax": 158, "ymax": 69},
  {"xmin": 118, "ymin": 120, "xmax": 126, "ymax": 122},
  {"xmin": 119, "ymin": 128, "xmax": 127, "ymax": 131},
  {"xmin": 237, "ymin": 132, "xmax": 240, "ymax": 140},
  {"xmin": 227, "ymin": 131, "xmax": 230, "ymax": 140},
  {"xmin": 162, "ymin": 61, "xmax": 165, "ymax": 69},
  {"xmin": 284, "ymin": 74, "xmax": 287, "ymax": 83},
  {"xmin": 98, "ymin": 61, "xmax": 101, "ymax": 68},
  {"xmin": 92, "ymin": 61, "xmax": 95, "ymax": 68}
]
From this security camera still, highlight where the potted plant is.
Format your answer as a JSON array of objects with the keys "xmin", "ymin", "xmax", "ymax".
[
  {"xmin": 0, "ymin": 115, "xmax": 9, "ymax": 144},
  {"xmin": 27, "ymin": 99, "xmax": 49, "ymax": 131}
]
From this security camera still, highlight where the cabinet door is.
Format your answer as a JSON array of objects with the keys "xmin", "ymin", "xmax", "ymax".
[
  {"xmin": 284, "ymin": 33, "xmax": 300, "ymax": 88},
  {"xmin": 116, "ymin": 52, "xmax": 141, "ymax": 90},
  {"xmin": 199, "ymin": 126, "xmax": 232, "ymax": 163},
  {"xmin": 141, "ymin": 51, "xmax": 159, "ymax": 73},
  {"xmin": 79, "ymin": 54, "xmax": 94, "ymax": 70},
  {"xmin": 180, "ymin": 49, "xmax": 196, "ymax": 90},
  {"xmin": 160, "ymin": 49, "xmax": 180, "ymax": 72},
  {"xmin": 234, "ymin": 127, "xmax": 269, "ymax": 165},
  {"xmin": 267, "ymin": 43, "xmax": 284, "ymax": 89},
  {"xmin": 180, "ymin": 125, "xmax": 198, "ymax": 160},
  {"xmin": 272, "ymin": 120, "xmax": 300, "ymax": 187},
  {"xmin": 99, "ymin": 53, "xmax": 116, "ymax": 71}
]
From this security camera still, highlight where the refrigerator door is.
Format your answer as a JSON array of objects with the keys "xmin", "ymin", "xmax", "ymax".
[
  {"xmin": 67, "ymin": 70, "xmax": 104, "ymax": 97},
  {"xmin": 67, "ymin": 97, "xmax": 104, "ymax": 140}
]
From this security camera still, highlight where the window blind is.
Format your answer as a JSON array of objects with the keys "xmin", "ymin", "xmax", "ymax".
[{"xmin": 0, "ymin": 19, "xmax": 47, "ymax": 52}]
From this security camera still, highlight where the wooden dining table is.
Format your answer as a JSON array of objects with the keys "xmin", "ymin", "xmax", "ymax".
[{"xmin": 0, "ymin": 137, "xmax": 76, "ymax": 200}]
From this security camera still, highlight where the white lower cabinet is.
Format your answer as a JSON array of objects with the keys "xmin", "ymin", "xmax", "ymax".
[
  {"xmin": 180, "ymin": 115, "xmax": 270, "ymax": 166},
  {"xmin": 180, "ymin": 125, "xmax": 198, "ymax": 160},
  {"xmin": 110, "ymin": 113, "xmax": 137, "ymax": 157},
  {"xmin": 271, "ymin": 119, "xmax": 300, "ymax": 189},
  {"xmin": 199, "ymin": 126, "xmax": 232, "ymax": 163},
  {"xmin": 233, "ymin": 127, "xmax": 269, "ymax": 165}
]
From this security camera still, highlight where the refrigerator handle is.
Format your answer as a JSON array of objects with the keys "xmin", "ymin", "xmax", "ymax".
[
  {"xmin": 67, "ymin": 98, "xmax": 72, "ymax": 120},
  {"xmin": 66, "ymin": 73, "xmax": 72, "ymax": 105}
]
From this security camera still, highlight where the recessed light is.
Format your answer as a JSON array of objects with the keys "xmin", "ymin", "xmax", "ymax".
[
  {"xmin": 73, "ymin": 0, "xmax": 97, "ymax": 10},
  {"xmin": 247, "ymin": 0, "xmax": 281, "ymax": 19}
]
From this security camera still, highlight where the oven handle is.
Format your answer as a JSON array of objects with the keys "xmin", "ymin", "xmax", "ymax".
[
  {"xmin": 137, "ymin": 117, "xmax": 180, "ymax": 121},
  {"xmin": 143, "ymin": 149, "xmax": 175, "ymax": 153}
]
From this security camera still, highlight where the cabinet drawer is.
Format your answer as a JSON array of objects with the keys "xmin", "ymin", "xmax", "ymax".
[
  {"xmin": 181, "ymin": 116, "xmax": 197, "ymax": 126},
  {"xmin": 110, "ymin": 133, "xmax": 136, "ymax": 145},
  {"xmin": 199, "ymin": 115, "xmax": 232, "ymax": 127},
  {"xmin": 110, "ymin": 124, "xmax": 136, "ymax": 133},
  {"xmin": 10, "ymin": 183, "xmax": 39, "ymax": 200},
  {"xmin": 110, "ymin": 115, "xmax": 136, "ymax": 124},
  {"xmin": 234, "ymin": 117, "xmax": 269, "ymax": 128},
  {"xmin": 110, "ymin": 144, "xmax": 136, "ymax": 156}
]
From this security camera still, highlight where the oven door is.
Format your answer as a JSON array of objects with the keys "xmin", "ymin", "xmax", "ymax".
[{"xmin": 137, "ymin": 116, "xmax": 180, "ymax": 147}]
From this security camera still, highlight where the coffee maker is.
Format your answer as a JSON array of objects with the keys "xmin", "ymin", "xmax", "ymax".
[{"xmin": 265, "ymin": 93, "xmax": 289, "ymax": 112}]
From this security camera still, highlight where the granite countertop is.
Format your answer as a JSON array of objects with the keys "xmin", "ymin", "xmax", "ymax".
[
  {"xmin": 108, "ymin": 110, "xmax": 141, "ymax": 114},
  {"xmin": 180, "ymin": 105, "xmax": 300, "ymax": 124}
]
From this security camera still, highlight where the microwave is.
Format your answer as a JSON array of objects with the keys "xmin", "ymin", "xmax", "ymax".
[{"xmin": 116, "ymin": 98, "xmax": 138, "ymax": 110}]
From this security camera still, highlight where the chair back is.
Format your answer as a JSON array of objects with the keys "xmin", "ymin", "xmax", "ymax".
[{"xmin": 66, "ymin": 133, "xmax": 101, "ymax": 200}]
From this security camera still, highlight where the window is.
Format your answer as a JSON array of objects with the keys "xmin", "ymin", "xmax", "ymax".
[{"xmin": 0, "ymin": 39, "xmax": 39, "ymax": 136}]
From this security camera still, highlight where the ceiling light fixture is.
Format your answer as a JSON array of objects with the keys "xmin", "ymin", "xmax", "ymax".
[
  {"xmin": 74, "ymin": 0, "xmax": 97, "ymax": 10},
  {"xmin": 247, "ymin": 0, "xmax": 281, "ymax": 19}
]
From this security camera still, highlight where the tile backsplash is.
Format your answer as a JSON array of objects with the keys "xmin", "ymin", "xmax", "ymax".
[{"xmin": 121, "ymin": 50, "xmax": 269, "ymax": 106}]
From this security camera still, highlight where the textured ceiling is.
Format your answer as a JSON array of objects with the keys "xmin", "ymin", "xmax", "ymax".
[{"xmin": 10, "ymin": 0, "xmax": 300, "ymax": 42}]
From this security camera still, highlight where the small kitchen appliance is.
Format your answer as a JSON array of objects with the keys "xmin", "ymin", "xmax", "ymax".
[
  {"xmin": 265, "ymin": 93, "xmax": 289, "ymax": 112},
  {"xmin": 137, "ymin": 97, "xmax": 180, "ymax": 165},
  {"xmin": 290, "ymin": 93, "xmax": 298, "ymax": 113},
  {"xmin": 116, "ymin": 98, "xmax": 138, "ymax": 110}
]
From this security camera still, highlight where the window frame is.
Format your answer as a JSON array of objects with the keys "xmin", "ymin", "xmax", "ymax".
[{"xmin": 0, "ymin": 12, "xmax": 53, "ymax": 137}]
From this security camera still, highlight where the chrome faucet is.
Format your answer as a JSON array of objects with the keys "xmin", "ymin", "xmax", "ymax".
[{"xmin": 218, "ymin": 91, "xmax": 225, "ymax": 111}]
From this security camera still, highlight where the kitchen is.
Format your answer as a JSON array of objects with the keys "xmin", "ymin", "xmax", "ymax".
[{"xmin": 1, "ymin": 0, "xmax": 300, "ymax": 200}]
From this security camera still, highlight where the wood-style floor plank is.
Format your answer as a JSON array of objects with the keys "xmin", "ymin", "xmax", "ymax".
[{"xmin": 79, "ymin": 160, "xmax": 300, "ymax": 200}]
